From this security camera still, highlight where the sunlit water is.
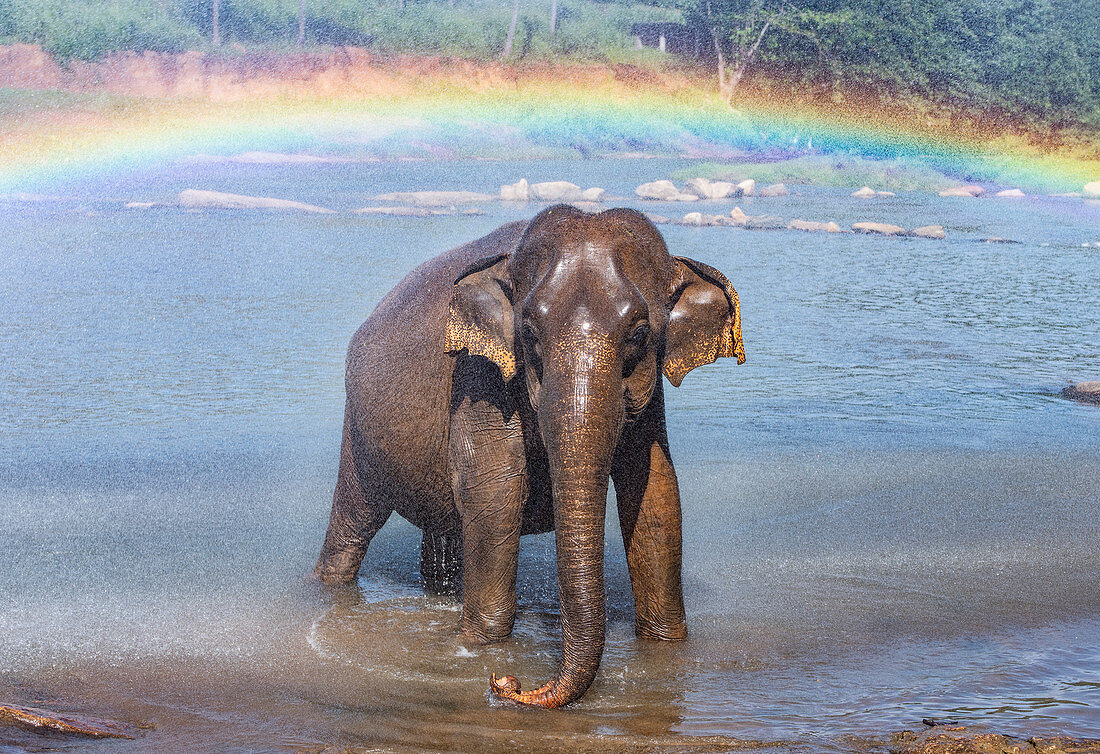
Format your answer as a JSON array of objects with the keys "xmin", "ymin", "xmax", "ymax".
[{"xmin": 2, "ymin": 157, "xmax": 1099, "ymax": 751}]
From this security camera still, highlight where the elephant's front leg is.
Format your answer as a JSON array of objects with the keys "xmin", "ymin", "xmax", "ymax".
[
  {"xmin": 611, "ymin": 404, "xmax": 687, "ymax": 642},
  {"xmin": 449, "ymin": 359, "xmax": 528, "ymax": 645}
]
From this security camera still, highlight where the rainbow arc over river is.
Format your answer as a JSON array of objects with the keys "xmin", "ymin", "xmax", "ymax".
[{"xmin": 1, "ymin": 80, "xmax": 1096, "ymax": 194}]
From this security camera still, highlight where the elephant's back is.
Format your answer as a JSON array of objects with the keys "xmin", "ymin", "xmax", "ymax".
[{"xmin": 343, "ymin": 222, "xmax": 526, "ymax": 526}]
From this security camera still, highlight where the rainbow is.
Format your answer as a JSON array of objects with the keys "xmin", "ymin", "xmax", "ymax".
[{"xmin": 2, "ymin": 63, "xmax": 1098, "ymax": 195}]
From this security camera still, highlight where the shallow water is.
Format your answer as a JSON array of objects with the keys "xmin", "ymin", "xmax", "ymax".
[{"xmin": 1, "ymin": 157, "xmax": 1099, "ymax": 751}]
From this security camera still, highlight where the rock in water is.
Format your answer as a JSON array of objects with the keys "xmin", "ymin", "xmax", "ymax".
[
  {"xmin": 1083, "ymin": 181, "xmax": 1100, "ymax": 198},
  {"xmin": 0, "ymin": 704, "xmax": 137, "ymax": 739},
  {"xmin": 500, "ymin": 178, "xmax": 529, "ymax": 201},
  {"xmin": 759, "ymin": 183, "xmax": 789, "ymax": 197},
  {"xmin": 684, "ymin": 177, "xmax": 736, "ymax": 199},
  {"xmin": 729, "ymin": 206, "xmax": 749, "ymax": 226},
  {"xmin": 938, "ymin": 185, "xmax": 984, "ymax": 197},
  {"xmin": 788, "ymin": 219, "xmax": 842, "ymax": 233},
  {"xmin": 745, "ymin": 214, "xmax": 785, "ymax": 230},
  {"xmin": 372, "ymin": 191, "xmax": 495, "ymax": 207},
  {"xmin": 737, "ymin": 179, "xmax": 756, "ymax": 196},
  {"xmin": 178, "ymin": 189, "xmax": 335, "ymax": 213},
  {"xmin": 853, "ymin": 221, "xmax": 906, "ymax": 236},
  {"xmin": 851, "ymin": 186, "xmax": 876, "ymax": 198},
  {"xmin": 581, "ymin": 187, "xmax": 606, "ymax": 202},
  {"xmin": 996, "ymin": 188, "xmax": 1027, "ymax": 198},
  {"xmin": 911, "ymin": 225, "xmax": 946, "ymax": 239},
  {"xmin": 1063, "ymin": 381, "xmax": 1100, "ymax": 404},
  {"xmin": 529, "ymin": 181, "xmax": 583, "ymax": 202},
  {"xmin": 635, "ymin": 180, "xmax": 681, "ymax": 200}
]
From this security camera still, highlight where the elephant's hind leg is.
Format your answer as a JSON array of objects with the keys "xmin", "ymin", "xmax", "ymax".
[
  {"xmin": 420, "ymin": 529, "xmax": 463, "ymax": 595},
  {"xmin": 314, "ymin": 408, "xmax": 392, "ymax": 584}
]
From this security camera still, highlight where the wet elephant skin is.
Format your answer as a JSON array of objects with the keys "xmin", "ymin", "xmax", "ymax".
[{"xmin": 314, "ymin": 205, "xmax": 745, "ymax": 708}]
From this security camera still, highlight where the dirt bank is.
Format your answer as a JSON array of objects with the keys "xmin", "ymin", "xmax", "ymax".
[{"xmin": 0, "ymin": 43, "xmax": 698, "ymax": 102}]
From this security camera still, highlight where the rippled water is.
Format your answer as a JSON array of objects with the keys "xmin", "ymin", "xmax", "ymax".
[{"xmin": 1, "ymin": 157, "xmax": 1099, "ymax": 751}]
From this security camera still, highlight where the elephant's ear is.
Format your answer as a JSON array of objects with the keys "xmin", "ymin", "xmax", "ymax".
[
  {"xmin": 444, "ymin": 253, "xmax": 517, "ymax": 381},
  {"xmin": 663, "ymin": 256, "xmax": 745, "ymax": 387}
]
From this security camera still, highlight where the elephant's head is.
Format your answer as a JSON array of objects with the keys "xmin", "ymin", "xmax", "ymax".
[{"xmin": 445, "ymin": 205, "xmax": 744, "ymax": 707}]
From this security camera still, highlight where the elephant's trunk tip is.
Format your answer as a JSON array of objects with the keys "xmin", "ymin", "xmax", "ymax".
[{"xmin": 490, "ymin": 673, "xmax": 521, "ymax": 695}]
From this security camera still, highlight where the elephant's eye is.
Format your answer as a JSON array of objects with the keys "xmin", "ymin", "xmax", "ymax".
[{"xmin": 627, "ymin": 322, "xmax": 650, "ymax": 349}]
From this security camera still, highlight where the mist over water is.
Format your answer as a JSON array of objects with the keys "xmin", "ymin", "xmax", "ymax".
[{"xmin": 1, "ymin": 156, "xmax": 1099, "ymax": 750}]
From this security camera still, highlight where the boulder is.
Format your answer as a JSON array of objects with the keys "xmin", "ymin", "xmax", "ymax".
[
  {"xmin": 1063, "ymin": 381, "xmax": 1100, "ymax": 404},
  {"xmin": 684, "ymin": 177, "xmax": 736, "ymax": 199},
  {"xmin": 635, "ymin": 180, "xmax": 681, "ymax": 200},
  {"xmin": 759, "ymin": 183, "xmax": 789, "ymax": 197},
  {"xmin": 877, "ymin": 191, "xmax": 897, "ymax": 197},
  {"xmin": 788, "ymin": 219, "xmax": 842, "ymax": 233},
  {"xmin": 645, "ymin": 213, "xmax": 670, "ymax": 225},
  {"xmin": 729, "ymin": 206, "xmax": 749, "ymax": 226},
  {"xmin": 853, "ymin": 221, "xmax": 906, "ymax": 236},
  {"xmin": 851, "ymin": 186, "xmax": 876, "ymax": 198},
  {"xmin": 673, "ymin": 192, "xmax": 700, "ymax": 202},
  {"xmin": 373, "ymin": 190, "xmax": 494, "ymax": 207},
  {"xmin": 569, "ymin": 201, "xmax": 602, "ymax": 213},
  {"xmin": 581, "ymin": 187, "xmax": 607, "ymax": 202},
  {"xmin": 1082, "ymin": 181, "xmax": 1100, "ymax": 198},
  {"xmin": 529, "ymin": 181, "xmax": 584, "ymax": 202},
  {"xmin": 911, "ymin": 225, "xmax": 946, "ymax": 239},
  {"xmin": 178, "ymin": 189, "xmax": 335, "ymax": 213},
  {"xmin": 681, "ymin": 212, "xmax": 736, "ymax": 227},
  {"xmin": 938, "ymin": 185, "xmax": 984, "ymax": 197},
  {"xmin": 737, "ymin": 179, "xmax": 755, "ymax": 196},
  {"xmin": 996, "ymin": 188, "xmax": 1026, "ymax": 198},
  {"xmin": 500, "ymin": 178, "xmax": 529, "ymax": 201},
  {"xmin": 745, "ymin": 214, "xmax": 785, "ymax": 230}
]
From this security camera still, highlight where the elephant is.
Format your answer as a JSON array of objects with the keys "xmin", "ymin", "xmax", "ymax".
[{"xmin": 314, "ymin": 204, "xmax": 745, "ymax": 708}]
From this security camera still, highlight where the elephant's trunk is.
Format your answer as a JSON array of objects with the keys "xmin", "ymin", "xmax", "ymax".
[{"xmin": 491, "ymin": 339, "xmax": 622, "ymax": 708}]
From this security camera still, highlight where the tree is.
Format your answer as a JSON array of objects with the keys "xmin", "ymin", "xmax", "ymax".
[{"xmin": 502, "ymin": 0, "xmax": 520, "ymax": 58}]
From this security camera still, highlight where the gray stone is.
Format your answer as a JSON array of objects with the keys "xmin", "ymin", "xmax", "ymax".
[
  {"xmin": 729, "ymin": 206, "xmax": 749, "ymax": 226},
  {"xmin": 982, "ymin": 237, "xmax": 1021, "ymax": 244},
  {"xmin": 851, "ymin": 186, "xmax": 876, "ymax": 198},
  {"xmin": 581, "ymin": 187, "xmax": 606, "ymax": 202},
  {"xmin": 911, "ymin": 225, "xmax": 946, "ymax": 239},
  {"xmin": 938, "ymin": 185, "xmax": 984, "ymax": 197},
  {"xmin": 737, "ymin": 179, "xmax": 756, "ymax": 196},
  {"xmin": 645, "ymin": 213, "xmax": 670, "ymax": 224},
  {"xmin": 529, "ymin": 181, "xmax": 583, "ymax": 202},
  {"xmin": 853, "ymin": 221, "xmax": 906, "ymax": 236},
  {"xmin": 1063, "ymin": 381, "xmax": 1100, "ymax": 404},
  {"xmin": 877, "ymin": 190, "xmax": 897, "ymax": 197},
  {"xmin": 788, "ymin": 219, "xmax": 842, "ymax": 233},
  {"xmin": 635, "ymin": 180, "xmax": 681, "ymax": 200},
  {"xmin": 996, "ymin": 188, "xmax": 1026, "ymax": 198},
  {"xmin": 500, "ymin": 178, "xmax": 529, "ymax": 201},
  {"xmin": 684, "ymin": 177, "xmax": 736, "ymax": 199},
  {"xmin": 178, "ymin": 189, "xmax": 335, "ymax": 213},
  {"xmin": 1083, "ymin": 181, "xmax": 1100, "ymax": 198},
  {"xmin": 759, "ymin": 183, "xmax": 789, "ymax": 197}
]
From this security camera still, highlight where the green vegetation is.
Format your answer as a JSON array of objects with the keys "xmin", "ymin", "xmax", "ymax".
[{"xmin": 0, "ymin": 0, "xmax": 1097, "ymax": 134}]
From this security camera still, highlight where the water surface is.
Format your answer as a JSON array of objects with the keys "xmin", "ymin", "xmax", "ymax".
[{"xmin": 2, "ymin": 157, "xmax": 1099, "ymax": 751}]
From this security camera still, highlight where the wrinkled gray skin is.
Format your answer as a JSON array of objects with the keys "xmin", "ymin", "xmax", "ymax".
[{"xmin": 314, "ymin": 205, "xmax": 744, "ymax": 708}]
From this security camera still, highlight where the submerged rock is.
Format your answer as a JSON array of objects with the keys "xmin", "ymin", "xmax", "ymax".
[
  {"xmin": 982, "ymin": 237, "xmax": 1021, "ymax": 244},
  {"xmin": 851, "ymin": 186, "xmax": 877, "ymax": 198},
  {"xmin": 891, "ymin": 724, "xmax": 1100, "ymax": 753},
  {"xmin": 853, "ymin": 221, "xmax": 906, "ymax": 236},
  {"xmin": 373, "ymin": 190, "xmax": 494, "ymax": 207},
  {"xmin": 788, "ymin": 219, "xmax": 842, "ymax": 233},
  {"xmin": 644, "ymin": 213, "xmax": 670, "ymax": 225},
  {"xmin": 1063, "ymin": 381, "xmax": 1100, "ymax": 404},
  {"xmin": 759, "ymin": 182, "xmax": 789, "ymax": 197},
  {"xmin": 352, "ymin": 206, "xmax": 447, "ymax": 216},
  {"xmin": 178, "ymin": 189, "xmax": 335, "ymax": 213},
  {"xmin": 500, "ymin": 178, "xmax": 529, "ymax": 201},
  {"xmin": 996, "ymin": 188, "xmax": 1027, "ymax": 198},
  {"xmin": 911, "ymin": 225, "xmax": 946, "ymax": 239},
  {"xmin": 939, "ymin": 185, "xmax": 984, "ymax": 197},
  {"xmin": 744, "ymin": 214, "xmax": 785, "ymax": 229},
  {"xmin": 680, "ymin": 212, "xmax": 737, "ymax": 227},
  {"xmin": 0, "ymin": 704, "xmax": 137, "ymax": 739}
]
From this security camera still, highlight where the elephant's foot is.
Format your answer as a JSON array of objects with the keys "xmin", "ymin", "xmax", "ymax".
[
  {"xmin": 489, "ymin": 674, "xmax": 562, "ymax": 708},
  {"xmin": 635, "ymin": 617, "xmax": 687, "ymax": 642}
]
